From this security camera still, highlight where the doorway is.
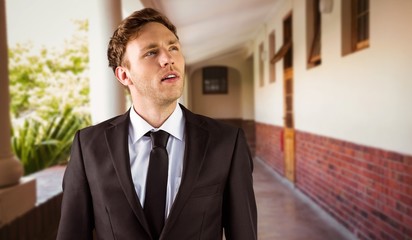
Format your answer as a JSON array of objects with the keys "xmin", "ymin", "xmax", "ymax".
[{"xmin": 282, "ymin": 14, "xmax": 295, "ymax": 183}]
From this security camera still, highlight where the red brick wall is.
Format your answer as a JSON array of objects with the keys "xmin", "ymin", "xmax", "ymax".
[
  {"xmin": 295, "ymin": 130, "xmax": 412, "ymax": 240},
  {"xmin": 255, "ymin": 122, "xmax": 284, "ymax": 175},
  {"xmin": 255, "ymin": 123, "xmax": 412, "ymax": 239}
]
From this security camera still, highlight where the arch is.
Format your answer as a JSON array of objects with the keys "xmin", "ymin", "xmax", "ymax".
[{"xmin": 189, "ymin": 65, "xmax": 242, "ymax": 119}]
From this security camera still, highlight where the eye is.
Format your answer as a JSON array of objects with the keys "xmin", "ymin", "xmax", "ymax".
[
  {"xmin": 170, "ymin": 46, "xmax": 179, "ymax": 51},
  {"xmin": 145, "ymin": 50, "xmax": 157, "ymax": 57}
]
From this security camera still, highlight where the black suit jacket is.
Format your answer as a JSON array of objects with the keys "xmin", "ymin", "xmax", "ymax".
[{"xmin": 57, "ymin": 105, "xmax": 257, "ymax": 240}]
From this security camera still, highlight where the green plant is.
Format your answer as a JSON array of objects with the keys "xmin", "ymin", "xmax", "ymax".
[
  {"xmin": 12, "ymin": 107, "xmax": 90, "ymax": 175},
  {"xmin": 8, "ymin": 19, "xmax": 91, "ymax": 174}
]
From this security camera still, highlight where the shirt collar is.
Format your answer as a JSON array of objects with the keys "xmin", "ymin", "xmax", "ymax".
[{"xmin": 129, "ymin": 104, "xmax": 185, "ymax": 144}]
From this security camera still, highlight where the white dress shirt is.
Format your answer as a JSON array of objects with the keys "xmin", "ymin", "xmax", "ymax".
[{"xmin": 128, "ymin": 104, "xmax": 185, "ymax": 218}]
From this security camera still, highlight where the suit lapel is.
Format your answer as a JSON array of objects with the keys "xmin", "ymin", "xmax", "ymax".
[
  {"xmin": 161, "ymin": 106, "xmax": 209, "ymax": 237},
  {"xmin": 104, "ymin": 111, "xmax": 151, "ymax": 237}
]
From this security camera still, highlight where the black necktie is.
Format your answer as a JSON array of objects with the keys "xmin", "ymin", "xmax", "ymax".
[{"xmin": 144, "ymin": 130, "xmax": 170, "ymax": 239}]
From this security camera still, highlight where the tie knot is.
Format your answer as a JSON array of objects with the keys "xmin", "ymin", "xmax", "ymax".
[{"xmin": 148, "ymin": 130, "xmax": 170, "ymax": 148}]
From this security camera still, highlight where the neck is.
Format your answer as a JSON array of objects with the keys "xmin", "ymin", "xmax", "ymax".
[{"xmin": 133, "ymin": 100, "xmax": 177, "ymax": 128}]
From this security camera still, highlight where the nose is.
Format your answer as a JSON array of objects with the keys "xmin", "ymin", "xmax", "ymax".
[{"xmin": 159, "ymin": 50, "xmax": 174, "ymax": 68}]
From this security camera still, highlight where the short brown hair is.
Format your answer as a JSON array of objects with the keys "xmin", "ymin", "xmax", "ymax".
[{"xmin": 107, "ymin": 8, "xmax": 178, "ymax": 72}]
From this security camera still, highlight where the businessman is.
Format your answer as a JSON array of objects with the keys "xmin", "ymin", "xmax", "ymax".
[{"xmin": 57, "ymin": 7, "xmax": 257, "ymax": 240}]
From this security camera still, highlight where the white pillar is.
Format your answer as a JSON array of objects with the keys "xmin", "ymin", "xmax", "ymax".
[
  {"xmin": 0, "ymin": 0, "xmax": 23, "ymax": 187},
  {"xmin": 0, "ymin": 0, "xmax": 36, "ymax": 227},
  {"xmin": 89, "ymin": 0, "xmax": 126, "ymax": 124}
]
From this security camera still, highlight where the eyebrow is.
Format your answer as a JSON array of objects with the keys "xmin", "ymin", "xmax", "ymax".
[
  {"xmin": 167, "ymin": 39, "xmax": 179, "ymax": 45},
  {"xmin": 141, "ymin": 39, "xmax": 180, "ymax": 52}
]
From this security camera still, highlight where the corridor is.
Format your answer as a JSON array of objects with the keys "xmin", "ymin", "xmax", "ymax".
[{"xmin": 253, "ymin": 158, "xmax": 352, "ymax": 240}]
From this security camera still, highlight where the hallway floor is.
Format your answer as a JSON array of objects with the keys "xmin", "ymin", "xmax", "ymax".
[{"xmin": 253, "ymin": 158, "xmax": 353, "ymax": 240}]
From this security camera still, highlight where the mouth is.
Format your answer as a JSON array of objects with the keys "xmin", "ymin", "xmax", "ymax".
[{"xmin": 161, "ymin": 72, "xmax": 179, "ymax": 82}]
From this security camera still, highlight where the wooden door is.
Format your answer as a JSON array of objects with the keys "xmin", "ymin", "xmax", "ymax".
[
  {"xmin": 284, "ymin": 69, "xmax": 295, "ymax": 182},
  {"xmin": 283, "ymin": 14, "xmax": 295, "ymax": 183}
]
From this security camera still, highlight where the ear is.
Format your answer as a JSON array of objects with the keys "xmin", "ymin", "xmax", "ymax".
[{"xmin": 115, "ymin": 66, "xmax": 133, "ymax": 86}]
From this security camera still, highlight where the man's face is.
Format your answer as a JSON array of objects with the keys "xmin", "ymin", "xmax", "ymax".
[{"xmin": 122, "ymin": 22, "xmax": 185, "ymax": 107}]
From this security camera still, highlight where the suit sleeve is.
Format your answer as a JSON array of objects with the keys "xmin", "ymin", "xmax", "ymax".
[
  {"xmin": 57, "ymin": 131, "xmax": 94, "ymax": 240},
  {"xmin": 223, "ymin": 128, "xmax": 258, "ymax": 240}
]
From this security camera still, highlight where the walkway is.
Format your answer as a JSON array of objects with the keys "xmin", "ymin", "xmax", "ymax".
[{"xmin": 254, "ymin": 158, "xmax": 353, "ymax": 240}]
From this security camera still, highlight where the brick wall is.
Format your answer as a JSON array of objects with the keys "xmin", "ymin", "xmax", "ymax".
[
  {"xmin": 255, "ymin": 122, "xmax": 284, "ymax": 175},
  {"xmin": 254, "ymin": 123, "xmax": 412, "ymax": 240},
  {"xmin": 295, "ymin": 131, "xmax": 412, "ymax": 240}
]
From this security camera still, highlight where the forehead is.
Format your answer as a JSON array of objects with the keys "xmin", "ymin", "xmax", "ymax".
[{"xmin": 133, "ymin": 22, "xmax": 178, "ymax": 45}]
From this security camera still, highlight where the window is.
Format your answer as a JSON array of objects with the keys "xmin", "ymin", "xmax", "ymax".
[
  {"xmin": 342, "ymin": 0, "xmax": 369, "ymax": 55},
  {"xmin": 307, "ymin": 0, "xmax": 321, "ymax": 67},
  {"xmin": 259, "ymin": 43, "xmax": 264, "ymax": 87},
  {"xmin": 202, "ymin": 66, "xmax": 228, "ymax": 94},
  {"xmin": 283, "ymin": 15, "xmax": 293, "ymax": 70},
  {"xmin": 353, "ymin": 0, "xmax": 369, "ymax": 50},
  {"xmin": 271, "ymin": 41, "xmax": 291, "ymax": 64},
  {"xmin": 270, "ymin": 15, "xmax": 293, "ymax": 68},
  {"xmin": 269, "ymin": 31, "xmax": 276, "ymax": 82}
]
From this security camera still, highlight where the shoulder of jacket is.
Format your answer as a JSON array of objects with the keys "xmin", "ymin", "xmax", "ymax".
[{"xmin": 78, "ymin": 112, "xmax": 128, "ymax": 136}]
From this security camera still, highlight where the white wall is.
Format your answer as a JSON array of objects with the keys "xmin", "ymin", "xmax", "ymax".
[
  {"xmin": 254, "ymin": 0, "xmax": 412, "ymax": 155},
  {"xmin": 254, "ymin": 0, "xmax": 291, "ymax": 126}
]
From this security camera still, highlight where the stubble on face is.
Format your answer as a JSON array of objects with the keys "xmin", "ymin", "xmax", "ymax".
[{"xmin": 129, "ymin": 66, "xmax": 185, "ymax": 107}]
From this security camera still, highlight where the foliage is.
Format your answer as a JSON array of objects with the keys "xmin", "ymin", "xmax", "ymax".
[
  {"xmin": 8, "ymin": 20, "xmax": 90, "ymax": 174},
  {"xmin": 9, "ymin": 20, "xmax": 90, "ymax": 119},
  {"xmin": 12, "ymin": 107, "xmax": 90, "ymax": 175}
]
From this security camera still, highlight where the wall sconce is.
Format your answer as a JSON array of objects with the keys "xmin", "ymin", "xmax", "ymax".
[{"xmin": 319, "ymin": 0, "xmax": 333, "ymax": 13}]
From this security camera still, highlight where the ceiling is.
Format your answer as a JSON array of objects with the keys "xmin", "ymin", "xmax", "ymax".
[{"xmin": 123, "ymin": 0, "xmax": 281, "ymax": 66}]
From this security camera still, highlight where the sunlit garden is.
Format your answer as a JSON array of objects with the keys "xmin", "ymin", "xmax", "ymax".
[{"xmin": 8, "ymin": 20, "xmax": 90, "ymax": 175}]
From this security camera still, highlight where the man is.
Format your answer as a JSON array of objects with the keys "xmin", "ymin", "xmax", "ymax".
[{"xmin": 57, "ymin": 8, "xmax": 257, "ymax": 240}]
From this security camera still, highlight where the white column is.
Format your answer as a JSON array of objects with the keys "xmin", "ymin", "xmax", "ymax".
[
  {"xmin": 0, "ymin": 0, "xmax": 36, "ymax": 227},
  {"xmin": 89, "ymin": 0, "xmax": 126, "ymax": 124},
  {"xmin": 0, "ymin": 0, "xmax": 23, "ymax": 187}
]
